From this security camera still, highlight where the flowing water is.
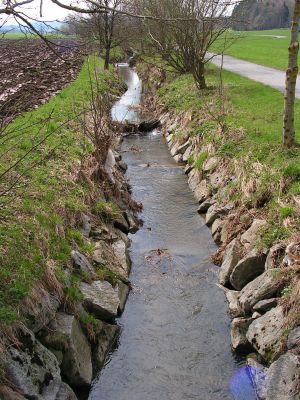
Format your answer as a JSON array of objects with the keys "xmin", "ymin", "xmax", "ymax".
[{"xmin": 89, "ymin": 65, "xmax": 258, "ymax": 400}]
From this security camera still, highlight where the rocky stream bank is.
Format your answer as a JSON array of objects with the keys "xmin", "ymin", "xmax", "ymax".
[
  {"xmin": 0, "ymin": 111, "xmax": 141, "ymax": 398},
  {"xmin": 144, "ymin": 100, "xmax": 300, "ymax": 400}
]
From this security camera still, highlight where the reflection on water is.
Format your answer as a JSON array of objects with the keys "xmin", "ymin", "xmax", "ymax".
[
  {"xmin": 111, "ymin": 63, "xmax": 142, "ymax": 123},
  {"xmin": 88, "ymin": 66, "xmax": 258, "ymax": 400}
]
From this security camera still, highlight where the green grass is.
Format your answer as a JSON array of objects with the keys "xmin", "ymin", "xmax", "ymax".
[
  {"xmin": 212, "ymin": 29, "xmax": 290, "ymax": 70},
  {"xmin": 158, "ymin": 63, "xmax": 300, "ymax": 234},
  {"xmin": 0, "ymin": 56, "xmax": 121, "ymax": 326}
]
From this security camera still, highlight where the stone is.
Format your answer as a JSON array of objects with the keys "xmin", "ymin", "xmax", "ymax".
[
  {"xmin": 105, "ymin": 149, "xmax": 116, "ymax": 183},
  {"xmin": 225, "ymin": 289, "xmax": 242, "ymax": 317},
  {"xmin": 197, "ymin": 197, "xmax": 216, "ymax": 213},
  {"xmin": 230, "ymin": 248, "xmax": 268, "ymax": 291},
  {"xmin": 238, "ymin": 269, "xmax": 281, "ymax": 314},
  {"xmin": 41, "ymin": 313, "xmax": 92, "ymax": 387},
  {"xmin": 188, "ymin": 169, "xmax": 202, "ymax": 191},
  {"xmin": 112, "ymin": 239, "xmax": 130, "ymax": 274},
  {"xmin": 194, "ymin": 180, "xmax": 210, "ymax": 203},
  {"xmin": 265, "ymin": 243, "xmax": 286, "ymax": 270},
  {"xmin": 6, "ymin": 330, "xmax": 62, "ymax": 400},
  {"xmin": 113, "ymin": 213, "xmax": 130, "ymax": 234},
  {"xmin": 113, "ymin": 150, "xmax": 122, "ymax": 162},
  {"xmin": 240, "ymin": 219, "xmax": 267, "ymax": 250},
  {"xmin": 80, "ymin": 214, "xmax": 92, "ymax": 238},
  {"xmin": 80, "ymin": 280, "xmax": 120, "ymax": 322},
  {"xmin": 265, "ymin": 352, "xmax": 300, "ymax": 400},
  {"xmin": 184, "ymin": 164, "xmax": 193, "ymax": 175},
  {"xmin": 203, "ymin": 156, "xmax": 219, "ymax": 172},
  {"xmin": 174, "ymin": 154, "xmax": 183, "ymax": 163},
  {"xmin": 92, "ymin": 240, "xmax": 130, "ymax": 281},
  {"xmin": 56, "ymin": 383, "xmax": 78, "ymax": 400},
  {"xmin": 286, "ymin": 242, "xmax": 300, "ymax": 266},
  {"xmin": 231, "ymin": 317, "xmax": 254, "ymax": 352},
  {"xmin": 252, "ymin": 311, "xmax": 261, "ymax": 319},
  {"xmin": 206, "ymin": 203, "xmax": 233, "ymax": 226},
  {"xmin": 182, "ymin": 145, "xmax": 193, "ymax": 162},
  {"xmin": 219, "ymin": 238, "xmax": 243, "ymax": 286},
  {"xmin": 170, "ymin": 142, "xmax": 180, "ymax": 157},
  {"xmin": 166, "ymin": 133, "xmax": 174, "ymax": 143},
  {"xmin": 118, "ymin": 280, "xmax": 130, "ymax": 313},
  {"xmin": 247, "ymin": 355, "xmax": 268, "ymax": 400},
  {"xmin": 246, "ymin": 306, "xmax": 285, "ymax": 360},
  {"xmin": 211, "ymin": 218, "xmax": 223, "ymax": 244},
  {"xmin": 71, "ymin": 250, "xmax": 95, "ymax": 277},
  {"xmin": 176, "ymin": 140, "xmax": 190, "ymax": 155},
  {"xmin": 287, "ymin": 326, "xmax": 300, "ymax": 350},
  {"xmin": 253, "ymin": 298, "xmax": 278, "ymax": 314},
  {"xmin": 125, "ymin": 211, "xmax": 140, "ymax": 234},
  {"xmin": 118, "ymin": 160, "xmax": 128, "ymax": 172},
  {"xmin": 209, "ymin": 171, "xmax": 224, "ymax": 190},
  {"xmin": 24, "ymin": 287, "xmax": 59, "ymax": 333},
  {"xmin": 92, "ymin": 321, "xmax": 120, "ymax": 374}
]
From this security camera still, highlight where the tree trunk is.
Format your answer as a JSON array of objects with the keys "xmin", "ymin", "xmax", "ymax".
[
  {"xmin": 194, "ymin": 60, "xmax": 207, "ymax": 90},
  {"xmin": 283, "ymin": 0, "xmax": 300, "ymax": 147},
  {"xmin": 104, "ymin": 46, "xmax": 110, "ymax": 70}
]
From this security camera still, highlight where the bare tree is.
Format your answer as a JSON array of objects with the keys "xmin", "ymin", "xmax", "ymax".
[
  {"xmin": 138, "ymin": 0, "xmax": 238, "ymax": 89},
  {"xmin": 283, "ymin": 0, "xmax": 300, "ymax": 147}
]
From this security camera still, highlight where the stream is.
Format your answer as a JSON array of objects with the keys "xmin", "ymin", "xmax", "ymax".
[{"xmin": 88, "ymin": 64, "xmax": 257, "ymax": 400}]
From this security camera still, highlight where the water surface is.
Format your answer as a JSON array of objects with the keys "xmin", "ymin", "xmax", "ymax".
[{"xmin": 89, "ymin": 65, "xmax": 257, "ymax": 400}]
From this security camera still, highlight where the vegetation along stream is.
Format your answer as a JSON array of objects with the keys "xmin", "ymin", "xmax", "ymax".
[{"xmin": 88, "ymin": 65, "xmax": 258, "ymax": 400}]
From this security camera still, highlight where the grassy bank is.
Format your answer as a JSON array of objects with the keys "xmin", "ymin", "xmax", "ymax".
[
  {"xmin": 143, "ymin": 60, "xmax": 300, "ymax": 252},
  {"xmin": 213, "ymin": 29, "xmax": 290, "ymax": 70},
  {"xmin": 0, "ymin": 56, "xmax": 121, "ymax": 326}
]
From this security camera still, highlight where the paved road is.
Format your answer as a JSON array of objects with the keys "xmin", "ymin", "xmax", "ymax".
[{"xmin": 208, "ymin": 53, "xmax": 300, "ymax": 99}]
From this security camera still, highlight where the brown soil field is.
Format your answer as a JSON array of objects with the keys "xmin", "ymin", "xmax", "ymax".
[{"xmin": 0, "ymin": 38, "xmax": 84, "ymax": 122}]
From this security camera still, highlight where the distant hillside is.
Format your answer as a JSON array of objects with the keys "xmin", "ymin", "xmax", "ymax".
[{"xmin": 232, "ymin": 0, "xmax": 294, "ymax": 31}]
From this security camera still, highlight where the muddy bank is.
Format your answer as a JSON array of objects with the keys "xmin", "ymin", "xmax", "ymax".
[{"xmin": 137, "ymin": 67, "xmax": 300, "ymax": 398}]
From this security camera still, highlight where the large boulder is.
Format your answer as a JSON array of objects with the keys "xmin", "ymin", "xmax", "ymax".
[
  {"xmin": 41, "ymin": 313, "xmax": 92, "ymax": 387},
  {"xmin": 246, "ymin": 306, "xmax": 285, "ymax": 361},
  {"xmin": 188, "ymin": 169, "xmax": 202, "ymax": 191},
  {"xmin": 265, "ymin": 352, "xmax": 300, "ymax": 400},
  {"xmin": 238, "ymin": 269, "xmax": 282, "ymax": 315},
  {"xmin": 230, "ymin": 248, "xmax": 268, "ymax": 291},
  {"xmin": 287, "ymin": 326, "xmax": 300, "ymax": 350},
  {"xmin": 80, "ymin": 214, "xmax": 92, "ymax": 238},
  {"xmin": 6, "ymin": 330, "xmax": 63, "ymax": 400},
  {"xmin": 240, "ymin": 219, "xmax": 267, "ymax": 250},
  {"xmin": 198, "ymin": 197, "xmax": 216, "ymax": 214},
  {"xmin": 92, "ymin": 240, "xmax": 130, "ymax": 281},
  {"xmin": 219, "ymin": 238, "xmax": 243, "ymax": 286},
  {"xmin": 211, "ymin": 218, "xmax": 223, "ymax": 244},
  {"xmin": 92, "ymin": 321, "xmax": 120, "ymax": 374},
  {"xmin": 224, "ymin": 289, "xmax": 242, "ymax": 317},
  {"xmin": 105, "ymin": 149, "xmax": 116, "ymax": 183},
  {"xmin": 231, "ymin": 317, "xmax": 254, "ymax": 352},
  {"xmin": 247, "ymin": 355, "xmax": 268, "ymax": 400},
  {"xmin": 265, "ymin": 243, "xmax": 286, "ymax": 270},
  {"xmin": 55, "ymin": 383, "xmax": 78, "ymax": 400},
  {"xmin": 182, "ymin": 145, "xmax": 193, "ymax": 163},
  {"xmin": 194, "ymin": 180, "xmax": 210, "ymax": 203},
  {"xmin": 80, "ymin": 280, "xmax": 120, "ymax": 322},
  {"xmin": 118, "ymin": 280, "xmax": 130, "ymax": 313},
  {"xmin": 206, "ymin": 203, "xmax": 233, "ymax": 226},
  {"xmin": 202, "ymin": 156, "xmax": 219, "ymax": 173},
  {"xmin": 253, "ymin": 298, "xmax": 278, "ymax": 314},
  {"xmin": 71, "ymin": 250, "xmax": 95, "ymax": 277},
  {"xmin": 24, "ymin": 287, "xmax": 60, "ymax": 333}
]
